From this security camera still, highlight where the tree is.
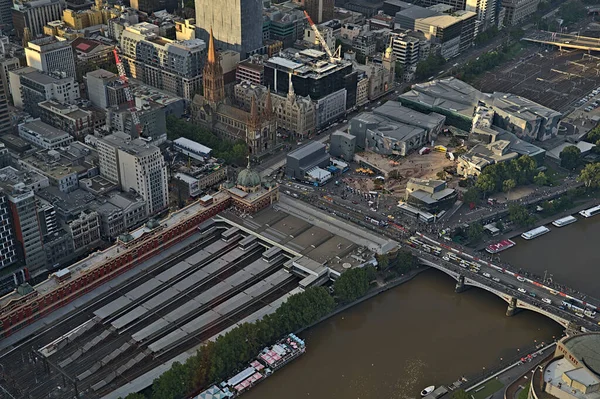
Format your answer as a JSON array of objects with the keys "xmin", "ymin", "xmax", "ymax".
[
  {"xmin": 390, "ymin": 250, "xmax": 417, "ymax": 273},
  {"xmin": 463, "ymin": 187, "xmax": 481, "ymax": 205},
  {"xmin": 388, "ymin": 169, "xmax": 402, "ymax": 180},
  {"xmin": 560, "ymin": 145, "xmax": 581, "ymax": 170},
  {"xmin": 451, "ymin": 389, "xmax": 470, "ymax": 399},
  {"xmin": 586, "ymin": 126, "xmax": 600, "ymax": 144},
  {"xmin": 533, "ymin": 171, "xmax": 549, "ymax": 186},
  {"xmin": 467, "ymin": 223, "xmax": 484, "ymax": 243},
  {"xmin": 333, "ymin": 267, "xmax": 375, "ymax": 303},
  {"xmin": 578, "ymin": 162, "xmax": 600, "ymax": 188},
  {"xmin": 122, "ymin": 394, "xmax": 146, "ymax": 399},
  {"xmin": 496, "ymin": 220, "xmax": 504, "ymax": 232},
  {"xmin": 476, "ymin": 174, "xmax": 496, "ymax": 197},
  {"xmin": 503, "ymin": 178, "xmax": 516, "ymax": 195},
  {"xmin": 559, "ymin": 0, "xmax": 586, "ymax": 25},
  {"xmin": 509, "ymin": 204, "xmax": 535, "ymax": 227},
  {"xmin": 395, "ymin": 61, "xmax": 404, "ymax": 81},
  {"xmin": 436, "ymin": 170, "xmax": 447, "ymax": 180},
  {"xmin": 415, "ymin": 54, "xmax": 446, "ymax": 80},
  {"xmin": 376, "ymin": 253, "xmax": 390, "ymax": 270}
]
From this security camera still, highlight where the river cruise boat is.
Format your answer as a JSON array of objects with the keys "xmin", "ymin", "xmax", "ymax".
[
  {"xmin": 552, "ymin": 215, "xmax": 577, "ymax": 227},
  {"xmin": 579, "ymin": 205, "xmax": 600, "ymax": 218},
  {"xmin": 485, "ymin": 239, "xmax": 516, "ymax": 254},
  {"xmin": 521, "ymin": 226, "xmax": 550, "ymax": 240}
]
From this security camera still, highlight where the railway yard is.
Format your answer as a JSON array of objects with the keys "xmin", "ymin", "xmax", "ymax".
[
  {"xmin": 472, "ymin": 47, "xmax": 600, "ymax": 113},
  {"xmin": 0, "ymin": 205, "xmax": 388, "ymax": 399}
]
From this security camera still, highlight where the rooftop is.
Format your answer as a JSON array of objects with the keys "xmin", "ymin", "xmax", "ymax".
[
  {"xmin": 564, "ymin": 334, "xmax": 600, "ymax": 376},
  {"xmin": 373, "ymin": 101, "xmax": 445, "ymax": 132},
  {"xmin": 100, "ymin": 132, "xmax": 160, "ymax": 158},
  {"xmin": 354, "ymin": 112, "xmax": 426, "ymax": 141},
  {"xmin": 20, "ymin": 119, "xmax": 71, "ymax": 139},
  {"xmin": 545, "ymin": 358, "xmax": 600, "ymax": 399},
  {"xmin": 287, "ymin": 141, "xmax": 326, "ymax": 160},
  {"xmin": 488, "ymin": 92, "xmax": 562, "ymax": 121}
]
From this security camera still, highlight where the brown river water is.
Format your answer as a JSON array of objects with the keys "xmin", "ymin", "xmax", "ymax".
[{"xmin": 243, "ymin": 270, "xmax": 562, "ymax": 399}]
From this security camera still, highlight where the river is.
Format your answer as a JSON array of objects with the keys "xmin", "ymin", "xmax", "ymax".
[
  {"xmin": 243, "ymin": 270, "xmax": 562, "ymax": 399},
  {"xmin": 500, "ymin": 215, "xmax": 600, "ymax": 297}
]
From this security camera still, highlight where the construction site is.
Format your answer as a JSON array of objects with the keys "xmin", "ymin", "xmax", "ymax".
[{"xmin": 471, "ymin": 46, "xmax": 600, "ymax": 113}]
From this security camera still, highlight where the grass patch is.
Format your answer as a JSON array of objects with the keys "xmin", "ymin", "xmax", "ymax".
[{"xmin": 471, "ymin": 379, "xmax": 505, "ymax": 399}]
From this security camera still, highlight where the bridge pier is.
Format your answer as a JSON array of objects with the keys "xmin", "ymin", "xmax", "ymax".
[
  {"xmin": 455, "ymin": 275, "xmax": 470, "ymax": 293},
  {"xmin": 506, "ymin": 297, "xmax": 521, "ymax": 317}
]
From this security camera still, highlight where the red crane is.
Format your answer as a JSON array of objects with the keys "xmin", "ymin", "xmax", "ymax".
[{"xmin": 113, "ymin": 49, "xmax": 143, "ymax": 137}]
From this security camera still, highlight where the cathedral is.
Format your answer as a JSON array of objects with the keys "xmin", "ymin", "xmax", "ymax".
[{"xmin": 192, "ymin": 29, "xmax": 277, "ymax": 157}]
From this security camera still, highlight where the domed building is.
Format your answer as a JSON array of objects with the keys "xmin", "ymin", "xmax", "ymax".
[{"xmin": 224, "ymin": 160, "xmax": 279, "ymax": 213}]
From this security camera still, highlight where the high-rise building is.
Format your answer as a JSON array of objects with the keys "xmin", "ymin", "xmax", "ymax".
[
  {"xmin": 12, "ymin": 0, "xmax": 63, "ymax": 39},
  {"xmin": 194, "ymin": 0, "xmax": 263, "ymax": 56},
  {"xmin": 305, "ymin": 0, "xmax": 334, "ymax": 23},
  {"xmin": 97, "ymin": 132, "xmax": 169, "ymax": 215},
  {"xmin": 0, "ymin": 0, "xmax": 13, "ymax": 34},
  {"xmin": 85, "ymin": 68, "xmax": 121, "ymax": 109},
  {"xmin": 0, "ymin": 74, "xmax": 10, "ymax": 135},
  {"xmin": 25, "ymin": 36, "xmax": 76, "ymax": 79},
  {"xmin": 501, "ymin": 0, "xmax": 539, "ymax": 25},
  {"xmin": 466, "ymin": 0, "xmax": 496, "ymax": 29},
  {"xmin": 0, "ymin": 190, "xmax": 17, "ymax": 271},
  {"xmin": 130, "ymin": 0, "xmax": 177, "ymax": 14},
  {"xmin": 120, "ymin": 22, "xmax": 206, "ymax": 100}
]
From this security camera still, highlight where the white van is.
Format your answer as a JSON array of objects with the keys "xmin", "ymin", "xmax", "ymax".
[{"xmin": 542, "ymin": 298, "xmax": 552, "ymax": 304}]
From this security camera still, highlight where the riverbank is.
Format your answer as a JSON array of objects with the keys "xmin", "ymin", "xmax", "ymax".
[
  {"xmin": 475, "ymin": 196, "xmax": 600, "ymax": 251},
  {"xmin": 295, "ymin": 267, "xmax": 428, "ymax": 335}
]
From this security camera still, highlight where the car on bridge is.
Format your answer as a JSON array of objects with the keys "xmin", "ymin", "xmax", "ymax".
[
  {"xmin": 542, "ymin": 298, "xmax": 552, "ymax": 304},
  {"xmin": 518, "ymin": 288, "xmax": 527, "ymax": 294}
]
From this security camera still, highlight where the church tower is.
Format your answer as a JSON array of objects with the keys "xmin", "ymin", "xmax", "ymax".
[
  {"xmin": 203, "ymin": 28, "xmax": 225, "ymax": 105},
  {"xmin": 246, "ymin": 96, "xmax": 262, "ymax": 155}
]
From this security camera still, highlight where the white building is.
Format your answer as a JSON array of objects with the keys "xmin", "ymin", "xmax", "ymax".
[
  {"xmin": 173, "ymin": 137, "xmax": 212, "ymax": 161},
  {"xmin": 9, "ymin": 67, "xmax": 79, "ymax": 112},
  {"xmin": 97, "ymin": 132, "xmax": 168, "ymax": 215},
  {"xmin": 25, "ymin": 36, "xmax": 76, "ymax": 78},
  {"xmin": 18, "ymin": 119, "xmax": 74, "ymax": 149}
]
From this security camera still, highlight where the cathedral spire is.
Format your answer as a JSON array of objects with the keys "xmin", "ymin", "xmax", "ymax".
[
  {"xmin": 202, "ymin": 27, "xmax": 225, "ymax": 104},
  {"xmin": 287, "ymin": 72, "xmax": 295, "ymax": 101},
  {"xmin": 263, "ymin": 88, "xmax": 274, "ymax": 120},
  {"xmin": 207, "ymin": 27, "xmax": 217, "ymax": 65},
  {"xmin": 248, "ymin": 95, "xmax": 260, "ymax": 130}
]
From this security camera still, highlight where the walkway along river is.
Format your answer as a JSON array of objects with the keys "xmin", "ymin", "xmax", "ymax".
[{"xmin": 242, "ymin": 270, "xmax": 562, "ymax": 399}]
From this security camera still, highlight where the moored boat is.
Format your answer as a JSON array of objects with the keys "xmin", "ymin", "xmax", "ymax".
[
  {"xmin": 521, "ymin": 226, "xmax": 550, "ymax": 240},
  {"xmin": 421, "ymin": 385, "xmax": 435, "ymax": 397},
  {"xmin": 552, "ymin": 215, "xmax": 577, "ymax": 227},
  {"xmin": 485, "ymin": 239, "xmax": 516, "ymax": 254}
]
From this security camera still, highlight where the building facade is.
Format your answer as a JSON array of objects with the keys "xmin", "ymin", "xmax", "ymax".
[
  {"xmin": 120, "ymin": 23, "xmax": 206, "ymax": 100},
  {"xmin": 501, "ymin": 0, "xmax": 539, "ymax": 25},
  {"xmin": 97, "ymin": 132, "xmax": 169, "ymax": 215},
  {"xmin": 194, "ymin": 0, "xmax": 263, "ymax": 56},
  {"xmin": 12, "ymin": 0, "xmax": 63, "ymax": 38}
]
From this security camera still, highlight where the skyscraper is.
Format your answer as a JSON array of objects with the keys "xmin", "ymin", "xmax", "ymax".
[
  {"xmin": 194, "ymin": 0, "xmax": 263, "ymax": 57},
  {"xmin": 305, "ymin": 0, "xmax": 334, "ymax": 23}
]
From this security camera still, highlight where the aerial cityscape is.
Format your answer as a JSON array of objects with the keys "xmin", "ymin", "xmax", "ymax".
[{"xmin": 0, "ymin": 0, "xmax": 597, "ymax": 397}]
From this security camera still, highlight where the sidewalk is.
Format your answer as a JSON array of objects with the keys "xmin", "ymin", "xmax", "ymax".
[{"xmin": 463, "ymin": 343, "xmax": 556, "ymax": 399}]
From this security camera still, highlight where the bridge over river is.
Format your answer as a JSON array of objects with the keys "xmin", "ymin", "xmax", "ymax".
[{"xmin": 411, "ymin": 233, "xmax": 599, "ymax": 335}]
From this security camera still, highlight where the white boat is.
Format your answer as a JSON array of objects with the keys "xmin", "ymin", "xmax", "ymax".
[
  {"xmin": 579, "ymin": 205, "xmax": 600, "ymax": 218},
  {"xmin": 421, "ymin": 386, "xmax": 435, "ymax": 397},
  {"xmin": 521, "ymin": 226, "xmax": 550, "ymax": 240},
  {"xmin": 552, "ymin": 216, "xmax": 577, "ymax": 227}
]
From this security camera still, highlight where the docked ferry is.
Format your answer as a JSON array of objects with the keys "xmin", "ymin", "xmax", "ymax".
[
  {"xmin": 579, "ymin": 205, "xmax": 600, "ymax": 218},
  {"xmin": 485, "ymin": 239, "xmax": 516, "ymax": 254},
  {"xmin": 521, "ymin": 226, "xmax": 550, "ymax": 240},
  {"xmin": 552, "ymin": 216, "xmax": 577, "ymax": 227}
]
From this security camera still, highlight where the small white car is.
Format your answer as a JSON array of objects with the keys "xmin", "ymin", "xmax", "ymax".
[
  {"xmin": 517, "ymin": 276, "xmax": 526, "ymax": 282},
  {"xmin": 518, "ymin": 288, "xmax": 527, "ymax": 294},
  {"xmin": 482, "ymin": 272, "xmax": 491, "ymax": 278},
  {"xmin": 542, "ymin": 298, "xmax": 552, "ymax": 304},
  {"xmin": 492, "ymin": 277, "xmax": 501, "ymax": 282}
]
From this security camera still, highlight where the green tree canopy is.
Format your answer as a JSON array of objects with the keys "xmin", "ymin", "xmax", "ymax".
[
  {"xmin": 560, "ymin": 145, "xmax": 581, "ymax": 170},
  {"xmin": 467, "ymin": 223, "xmax": 484, "ymax": 243},
  {"xmin": 333, "ymin": 267, "xmax": 376, "ymax": 303},
  {"xmin": 389, "ymin": 250, "xmax": 417, "ymax": 273},
  {"xmin": 503, "ymin": 178, "xmax": 516, "ymax": 194},
  {"xmin": 462, "ymin": 187, "xmax": 481, "ymax": 205},
  {"xmin": 508, "ymin": 204, "xmax": 535, "ymax": 227},
  {"xmin": 578, "ymin": 162, "xmax": 600, "ymax": 188},
  {"xmin": 559, "ymin": 0, "xmax": 587, "ymax": 25},
  {"xmin": 533, "ymin": 171, "xmax": 549, "ymax": 186},
  {"xmin": 415, "ymin": 54, "xmax": 446, "ymax": 80},
  {"xmin": 475, "ymin": 174, "xmax": 496, "ymax": 197}
]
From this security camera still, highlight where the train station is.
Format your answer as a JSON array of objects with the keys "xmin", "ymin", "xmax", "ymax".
[{"xmin": 0, "ymin": 165, "xmax": 393, "ymax": 399}]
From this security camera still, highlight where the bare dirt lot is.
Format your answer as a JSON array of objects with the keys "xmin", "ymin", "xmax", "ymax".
[
  {"xmin": 344, "ymin": 136, "xmax": 458, "ymax": 197},
  {"xmin": 471, "ymin": 46, "xmax": 600, "ymax": 113}
]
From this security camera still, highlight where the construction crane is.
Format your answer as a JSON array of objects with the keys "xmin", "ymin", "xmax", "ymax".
[
  {"xmin": 303, "ymin": 11, "xmax": 341, "ymax": 63},
  {"xmin": 113, "ymin": 49, "xmax": 143, "ymax": 138}
]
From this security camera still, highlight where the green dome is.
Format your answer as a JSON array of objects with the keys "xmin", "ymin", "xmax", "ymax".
[{"xmin": 236, "ymin": 167, "xmax": 261, "ymax": 188}]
